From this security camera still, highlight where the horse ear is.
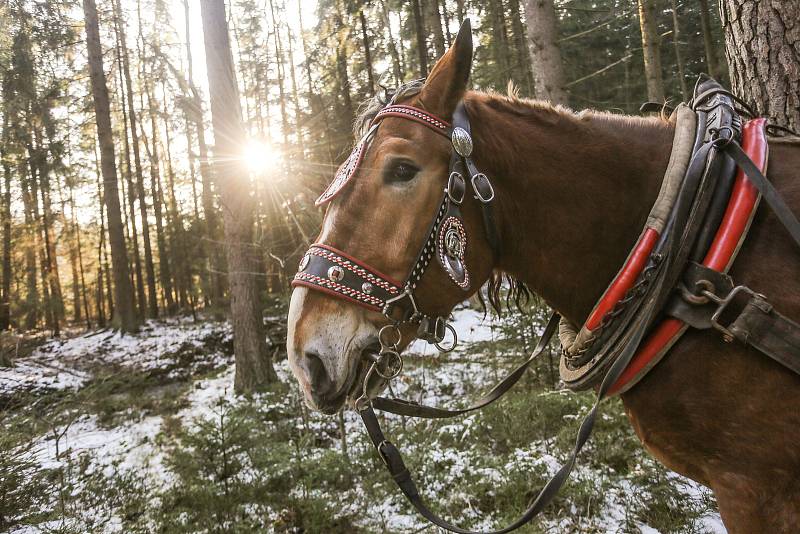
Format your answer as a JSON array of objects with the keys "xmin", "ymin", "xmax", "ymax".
[{"xmin": 419, "ymin": 19, "xmax": 473, "ymax": 120}]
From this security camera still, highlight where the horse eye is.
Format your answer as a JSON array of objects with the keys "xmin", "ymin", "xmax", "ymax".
[{"xmin": 386, "ymin": 161, "xmax": 419, "ymax": 183}]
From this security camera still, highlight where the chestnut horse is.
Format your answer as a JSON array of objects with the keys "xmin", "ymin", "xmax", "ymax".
[{"xmin": 287, "ymin": 26, "xmax": 800, "ymax": 533}]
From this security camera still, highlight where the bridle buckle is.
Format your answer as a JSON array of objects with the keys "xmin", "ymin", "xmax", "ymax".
[{"xmin": 471, "ymin": 173, "xmax": 495, "ymax": 203}]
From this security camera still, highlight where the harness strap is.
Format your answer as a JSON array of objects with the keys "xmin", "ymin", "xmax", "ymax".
[
  {"xmin": 372, "ymin": 312, "xmax": 560, "ymax": 418},
  {"xmin": 669, "ymin": 262, "xmax": 800, "ymax": 375},
  {"xmin": 721, "ymin": 140, "xmax": 800, "ymax": 248}
]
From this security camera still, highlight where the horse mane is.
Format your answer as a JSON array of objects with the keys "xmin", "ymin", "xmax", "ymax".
[{"xmin": 352, "ymin": 81, "xmax": 532, "ymax": 316}]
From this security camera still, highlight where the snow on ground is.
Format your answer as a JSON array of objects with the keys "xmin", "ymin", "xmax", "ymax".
[
  {"xmin": 0, "ymin": 316, "xmax": 232, "ymax": 400},
  {"xmin": 6, "ymin": 307, "xmax": 725, "ymax": 533}
]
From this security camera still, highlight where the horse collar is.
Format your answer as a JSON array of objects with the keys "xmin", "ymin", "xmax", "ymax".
[{"xmin": 293, "ymin": 99, "xmax": 499, "ymax": 349}]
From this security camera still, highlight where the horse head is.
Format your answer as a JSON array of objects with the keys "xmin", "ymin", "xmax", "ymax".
[{"xmin": 287, "ymin": 21, "xmax": 498, "ymax": 414}]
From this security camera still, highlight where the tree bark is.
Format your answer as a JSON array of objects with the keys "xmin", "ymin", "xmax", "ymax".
[
  {"xmin": 114, "ymin": 0, "xmax": 158, "ymax": 318},
  {"xmin": 411, "ymin": 0, "xmax": 428, "ymax": 77},
  {"xmin": 525, "ymin": 0, "xmax": 568, "ymax": 105},
  {"xmin": 426, "ymin": 0, "xmax": 447, "ymax": 59},
  {"xmin": 200, "ymin": 0, "xmax": 276, "ymax": 392},
  {"xmin": 359, "ymin": 10, "xmax": 376, "ymax": 95},
  {"xmin": 637, "ymin": 0, "xmax": 665, "ymax": 102},
  {"xmin": 181, "ymin": 0, "xmax": 225, "ymax": 308},
  {"xmin": 83, "ymin": 0, "xmax": 138, "ymax": 333},
  {"xmin": 698, "ymin": 0, "xmax": 720, "ymax": 79},
  {"xmin": 508, "ymin": 0, "xmax": 534, "ymax": 95},
  {"xmin": 0, "ymin": 125, "xmax": 10, "ymax": 331},
  {"xmin": 670, "ymin": 0, "xmax": 688, "ymax": 100},
  {"xmin": 720, "ymin": 0, "xmax": 800, "ymax": 131}
]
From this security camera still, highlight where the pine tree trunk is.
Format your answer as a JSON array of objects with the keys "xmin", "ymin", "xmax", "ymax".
[
  {"xmin": 181, "ymin": 0, "xmax": 225, "ymax": 308},
  {"xmin": 637, "ymin": 0, "xmax": 665, "ymax": 102},
  {"xmin": 426, "ymin": 0, "xmax": 447, "ymax": 59},
  {"xmin": 488, "ymin": 0, "xmax": 511, "ymax": 85},
  {"xmin": 720, "ymin": 0, "xmax": 800, "ymax": 131},
  {"xmin": 200, "ymin": 0, "xmax": 276, "ymax": 392},
  {"xmin": 508, "ymin": 0, "xmax": 534, "ymax": 96},
  {"xmin": 380, "ymin": 0, "xmax": 403, "ymax": 85},
  {"xmin": 0, "ymin": 116, "xmax": 11, "ymax": 331},
  {"xmin": 525, "ymin": 0, "xmax": 568, "ymax": 105},
  {"xmin": 83, "ymin": 0, "xmax": 138, "ymax": 332},
  {"xmin": 114, "ymin": 37, "xmax": 146, "ymax": 319},
  {"xmin": 359, "ymin": 10, "xmax": 376, "ymax": 95},
  {"xmin": 141, "ymin": 82, "xmax": 176, "ymax": 312},
  {"xmin": 698, "ymin": 0, "xmax": 720, "ymax": 79},
  {"xmin": 115, "ymin": 0, "xmax": 158, "ymax": 318},
  {"xmin": 20, "ymin": 163, "xmax": 39, "ymax": 330},
  {"xmin": 411, "ymin": 0, "xmax": 428, "ymax": 77},
  {"xmin": 670, "ymin": 0, "xmax": 688, "ymax": 100}
]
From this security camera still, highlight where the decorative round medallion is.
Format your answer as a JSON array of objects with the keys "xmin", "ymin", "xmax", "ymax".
[
  {"xmin": 298, "ymin": 254, "xmax": 310, "ymax": 272},
  {"xmin": 362, "ymin": 282, "xmax": 374, "ymax": 294},
  {"xmin": 444, "ymin": 227, "xmax": 464, "ymax": 260},
  {"xmin": 327, "ymin": 265, "xmax": 345, "ymax": 282},
  {"xmin": 451, "ymin": 127, "xmax": 473, "ymax": 157},
  {"xmin": 437, "ymin": 216, "xmax": 470, "ymax": 290}
]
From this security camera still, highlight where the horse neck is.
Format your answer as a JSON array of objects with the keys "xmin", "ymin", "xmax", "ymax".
[{"xmin": 466, "ymin": 93, "xmax": 675, "ymax": 325}]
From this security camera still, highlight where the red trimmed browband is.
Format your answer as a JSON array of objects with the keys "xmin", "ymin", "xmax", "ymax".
[
  {"xmin": 609, "ymin": 118, "xmax": 768, "ymax": 395},
  {"xmin": 372, "ymin": 105, "xmax": 451, "ymax": 137}
]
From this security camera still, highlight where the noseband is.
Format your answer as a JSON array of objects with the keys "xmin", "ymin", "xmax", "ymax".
[{"xmin": 292, "ymin": 100, "xmax": 499, "ymax": 353}]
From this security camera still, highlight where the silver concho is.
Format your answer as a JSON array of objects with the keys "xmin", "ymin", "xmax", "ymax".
[
  {"xmin": 361, "ymin": 282, "xmax": 374, "ymax": 294},
  {"xmin": 298, "ymin": 254, "xmax": 310, "ymax": 272},
  {"xmin": 451, "ymin": 127, "xmax": 473, "ymax": 157},
  {"xmin": 444, "ymin": 227, "xmax": 464, "ymax": 260},
  {"xmin": 327, "ymin": 265, "xmax": 345, "ymax": 282}
]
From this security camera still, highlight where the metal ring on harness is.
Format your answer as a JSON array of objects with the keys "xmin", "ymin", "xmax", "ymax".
[
  {"xmin": 434, "ymin": 323, "xmax": 458, "ymax": 353},
  {"xmin": 374, "ymin": 349, "xmax": 404, "ymax": 379},
  {"xmin": 378, "ymin": 324, "xmax": 402, "ymax": 349}
]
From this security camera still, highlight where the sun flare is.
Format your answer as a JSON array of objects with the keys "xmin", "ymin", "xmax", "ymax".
[{"xmin": 243, "ymin": 140, "xmax": 283, "ymax": 173}]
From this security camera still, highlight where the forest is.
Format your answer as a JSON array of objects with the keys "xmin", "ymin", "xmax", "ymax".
[{"xmin": 1, "ymin": 0, "xmax": 798, "ymax": 532}]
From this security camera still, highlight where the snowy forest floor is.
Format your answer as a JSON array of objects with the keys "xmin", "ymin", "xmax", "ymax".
[{"xmin": 1, "ymin": 303, "xmax": 726, "ymax": 533}]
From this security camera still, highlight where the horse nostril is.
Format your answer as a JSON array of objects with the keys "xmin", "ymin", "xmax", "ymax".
[{"xmin": 304, "ymin": 351, "xmax": 333, "ymax": 394}]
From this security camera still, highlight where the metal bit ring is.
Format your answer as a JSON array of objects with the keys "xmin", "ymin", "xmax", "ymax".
[{"xmin": 434, "ymin": 323, "xmax": 458, "ymax": 353}]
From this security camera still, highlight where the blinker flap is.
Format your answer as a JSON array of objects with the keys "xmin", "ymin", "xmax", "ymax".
[{"xmin": 315, "ymin": 124, "xmax": 379, "ymax": 206}]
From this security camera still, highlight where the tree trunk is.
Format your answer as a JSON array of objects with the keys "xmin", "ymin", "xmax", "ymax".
[
  {"xmin": 488, "ymin": 0, "xmax": 511, "ymax": 87},
  {"xmin": 200, "ymin": 0, "xmax": 276, "ymax": 392},
  {"xmin": 508, "ymin": 0, "xmax": 534, "ymax": 96},
  {"xmin": 83, "ymin": 0, "xmax": 138, "ymax": 333},
  {"xmin": 141, "ymin": 80, "xmax": 176, "ymax": 313},
  {"xmin": 0, "ymin": 99, "xmax": 11, "ymax": 330},
  {"xmin": 114, "ymin": 0, "xmax": 158, "ymax": 318},
  {"xmin": 720, "ymin": 0, "xmax": 800, "ymax": 131},
  {"xmin": 637, "ymin": 0, "xmax": 665, "ymax": 102},
  {"xmin": 525, "ymin": 0, "xmax": 568, "ymax": 105},
  {"xmin": 181, "ymin": 0, "xmax": 225, "ymax": 308},
  {"xmin": 380, "ymin": 0, "xmax": 403, "ymax": 85},
  {"xmin": 359, "ymin": 10, "xmax": 376, "ymax": 95},
  {"xmin": 698, "ymin": 0, "xmax": 720, "ymax": 79},
  {"xmin": 411, "ymin": 0, "xmax": 428, "ymax": 77},
  {"xmin": 114, "ymin": 32, "xmax": 146, "ymax": 319},
  {"xmin": 426, "ymin": 0, "xmax": 447, "ymax": 59},
  {"xmin": 670, "ymin": 0, "xmax": 688, "ymax": 100}
]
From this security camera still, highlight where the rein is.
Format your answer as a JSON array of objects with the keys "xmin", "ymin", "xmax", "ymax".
[{"xmin": 293, "ymin": 76, "xmax": 800, "ymax": 534}]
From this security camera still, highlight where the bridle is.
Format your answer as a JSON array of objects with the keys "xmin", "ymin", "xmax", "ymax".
[{"xmin": 292, "ymin": 97, "xmax": 499, "ymax": 381}]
